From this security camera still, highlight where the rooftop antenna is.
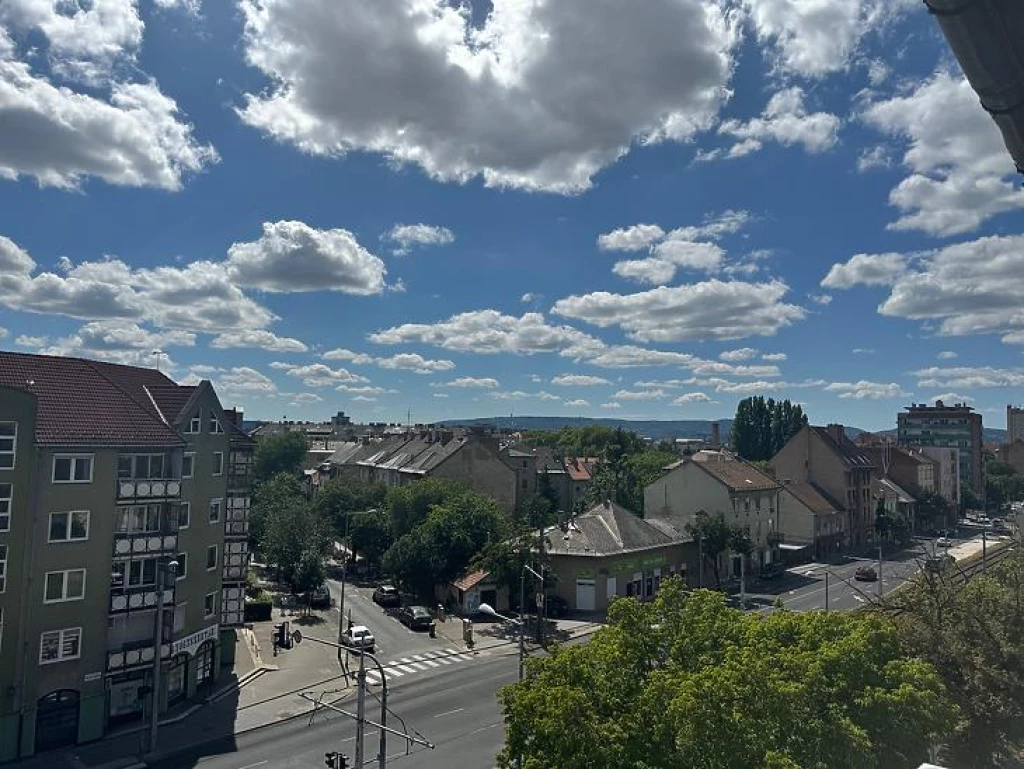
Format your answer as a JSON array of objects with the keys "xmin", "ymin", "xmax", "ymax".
[
  {"xmin": 151, "ymin": 349, "xmax": 164, "ymax": 373},
  {"xmin": 407, "ymin": 407, "xmax": 411, "ymax": 429}
]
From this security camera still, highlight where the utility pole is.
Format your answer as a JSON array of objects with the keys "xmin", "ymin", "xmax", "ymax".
[
  {"xmin": 354, "ymin": 649, "xmax": 366, "ymax": 769},
  {"xmin": 518, "ymin": 567, "xmax": 526, "ymax": 682},
  {"xmin": 877, "ymin": 545, "xmax": 883, "ymax": 599},
  {"xmin": 148, "ymin": 558, "xmax": 177, "ymax": 754},
  {"xmin": 697, "ymin": 535, "xmax": 703, "ymax": 589},
  {"xmin": 336, "ymin": 514, "xmax": 350, "ymax": 667},
  {"xmin": 824, "ymin": 571, "xmax": 829, "ymax": 612},
  {"xmin": 739, "ymin": 552, "xmax": 746, "ymax": 608},
  {"xmin": 535, "ymin": 522, "xmax": 545, "ymax": 645},
  {"xmin": 982, "ymin": 529, "xmax": 987, "ymax": 570}
]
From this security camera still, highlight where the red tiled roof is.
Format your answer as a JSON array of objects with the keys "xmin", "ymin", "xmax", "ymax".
[
  {"xmin": 0, "ymin": 351, "xmax": 186, "ymax": 447},
  {"xmin": 453, "ymin": 569, "xmax": 490, "ymax": 591},
  {"xmin": 692, "ymin": 452, "xmax": 779, "ymax": 491}
]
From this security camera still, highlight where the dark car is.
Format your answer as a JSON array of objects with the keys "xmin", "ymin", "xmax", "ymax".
[
  {"xmin": 398, "ymin": 605, "xmax": 433, "ymax": 630},
  {"xmin": 925, "ymin": 553, "xmax": 955, "ymax": 573},
  {"xmin": 372, "ymin": 585, "xmax": 401, "ymax": 608},
  {"xmin": 543, "ymin": 595, "xmax": 569, "ymax": 618},
  {"xmin": 854, "ymin": 565, "xmax": 878, "ymax": 582},
  {"xmin": 309, "ymin": 583, "xmax": 332, "ymax": 609}
]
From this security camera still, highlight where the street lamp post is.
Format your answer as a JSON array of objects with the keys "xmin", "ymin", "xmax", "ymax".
[
  {"xmin": 337, "ymin": 509, "xmax": 378, "ymax": 665},
  {"xmin": 148, "ymin": 558, "xmax": 178, "ymax": 755}
]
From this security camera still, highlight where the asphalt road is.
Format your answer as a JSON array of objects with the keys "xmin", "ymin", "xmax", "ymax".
[
  {"xmin": 748, "ymin": 532, "xmax": 985, "ymax": 614},
  {"xmin": 326, "ymin": 575, "xmax": 445, "ymax": 660},
  {"xmin": 150, "ymin": 649, "xmax": 516, "ymax": 769}
]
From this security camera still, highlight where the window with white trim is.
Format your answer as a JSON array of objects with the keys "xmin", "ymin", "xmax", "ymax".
[
  {"xmin": 118, "ymin": 454, "xmax": 166, "ymax": 480},
  {"xmin": 209, "ymin": 498, "xmax": 222, "ymax": 524},
  {"xmin": 0, "ymin": 544, "xmax": 6, "ymax": 593},
  {"xmin": 213, "ymin": 452, "xmax": 224, "ymax": 476},
  {"xmin": 204, "ymin": 592, "xmax": 217, "ymax": 619},
  {"xmin": 181, "ymin": 453, "xmax": 195, "ymax": 479},
  {"xmin": 0, "ymin": 482, "xmax": 11, "ymax": 532},
  {"xmin": 176, "ymin": 552, "xmax": 188, "ymax": 580},
  {"xmin": 52, "ymin": 454, "xmax": 93, "ymax": 483},
  {"xmin": 44, "ymin": 569, "xmax": 86, "ymax": 603},
  {"xmin": 48, "ymin": 510, "xmax": 90, "ymax": 542},
  {"xmin": 39, "ymin": 627, "xmax": 81, "ymax": 664},
  {"xmin": 178, "ymin": 501, "xmax": 190, "ymax": 529},
  {"xmin": 209, "ymin": 413, "xmax": 224, "ymax": 434},
  {"xmin": 206, "ymin": 545, "xmax": 217, "ymax": 571},
  {"xmin": 0, "ymin": 423, "xmax": 15, "ymax": 469},
  {"xmin": 186, "ymin": 413, "xmax": 201, "ymax": 434}
]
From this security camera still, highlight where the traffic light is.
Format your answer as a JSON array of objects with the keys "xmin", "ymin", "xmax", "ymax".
[
  {"xmin": 324, "ymin": 753, "xmax": 349, "ymax": 768},
  {"xmin": 274, "ymin": 623, "xmax": 287, "ymax": 649}
]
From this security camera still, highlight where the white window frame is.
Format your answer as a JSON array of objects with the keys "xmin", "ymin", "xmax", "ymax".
[
  {"xmin": 213, "ymin": 452, "xmax": 224, "ymax": 477},
  {"xmin": 182, "ymin": 452, "xmax": 195, "ymax": 479},
  {"xmin": 43, "ymin": 569, "xmax": 87, "ymax": 604},
  {"xmin": 114, "ymin": 504, "xmax": 161, "ymax": 535},
  {"xmin": 52, "ymin": 454, "xmax": 93, "ymax": 484},
  {"xmin": 0, "ymin": 422, "xmax": 15, "ymax": 470},
  {"xmin": 0, "ymin": 482, "xmax": 11, "ymax": 532},
  {"xmin": 39, "ymin": 627, "xmax": 82, "ymax": 665},
  {"xmin": 178, "ymin": 501, "xmax": 190, "ymax": 530},
  {"xmin": 206, "ymin": 545, "xmax": 218, "ymax": 571},
  {"xmin": 48, "ymin": 510, "xmax": 90, "ymax": 543},
  {"xmin": 176, "ymin": 552, "xmax": 188, "ymax": 581},
  {"xmin": 186, "ymin": 413, "xmax": 201, "ymax": 434},
  {"xmin": 209, "ymin": 498, "xmax": 222, "ymax": 525},
  {"xmin": 209, "ymin": 413, "xmax": 224, "ymax": 434},
  {"xmin": 204, "ymin": 592, "xmax": 217, "ymax": 619},
  {"xmin": 0, "ymin": 544, "xmax": 6, "ymax": 593}
]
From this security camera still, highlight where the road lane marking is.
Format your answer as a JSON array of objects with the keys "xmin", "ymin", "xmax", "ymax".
[
  {"xmin": 238, "ymin": 762, "xmax": 268, "ymax": 769},
  {"xmin": 434, "ymin": 707, "xmax": 466, "ymax": 718},
  {"xmin": 452, "ymin": 654, "xmax": 473, "ymax": 661},
  {"xmin": 470, "ymin": 723, "xmax": 502, "ymax": 735}
]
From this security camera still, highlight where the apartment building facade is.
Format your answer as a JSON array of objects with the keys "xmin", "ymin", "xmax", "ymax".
[
  {"xmin": 897, "ymin": 401, "xmax": 983, "ymax": 496},
  {"xmin": 0, "ymin": 353, "xmax": 251, "ymax": 761},
  {"xmin": 773, "ymin": 425, "xmax": 878, "ymax": 550}
]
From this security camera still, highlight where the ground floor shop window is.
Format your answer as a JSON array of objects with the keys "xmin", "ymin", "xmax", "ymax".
[
  {"xmin": 167, "ymin": 653, "xmax": 189, "ymax": 704},
  {"xmin": 107, "ymin": 672, "xmax": 145, "ymax": 727}
]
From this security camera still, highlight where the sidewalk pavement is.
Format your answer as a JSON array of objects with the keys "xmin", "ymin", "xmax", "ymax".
[
  {"xmin": 9, "ymin": 603, "xmax": 359, "ymax": 769},
  {"xmin": 432, "ymin": 613, "xmax": 606, "ymax": 655}
]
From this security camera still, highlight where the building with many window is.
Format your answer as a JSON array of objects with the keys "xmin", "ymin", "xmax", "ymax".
[
  {"xmin": 0, "ymin": 352, "xmax": 252, "ymax": 761},
  {"xmin": 897, "ymin": 401, "xmax": 983, "ymax": 496}
]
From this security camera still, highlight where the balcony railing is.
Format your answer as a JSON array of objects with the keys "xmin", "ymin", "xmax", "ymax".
[
  {"xmin": 106, "ymin": 637, "xmax": 171, "ymax": 672},
  {"xmin": 109, "ymin": 584, "xmax": 174, "ymax": 614},
  {"xmin": 113, "ymin": 532, "xmax": 177, "ymax": 556},
  {"xmin": 117, "ymin": 478, "xmax": 182, "ymax": 501}
]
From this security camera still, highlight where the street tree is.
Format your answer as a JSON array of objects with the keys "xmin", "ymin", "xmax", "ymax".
[
  {"xmin": 314, "ymin": 476, "xmax": 387, "ymax": 539},
  {"xmin": 292, "ymin": 548, "xmax": 327, "ymax": 613},
  {"xmin": 498, "ymin": 579, "xmax": 955, "ymax": 769},
  {"xmin": 249, "ymin": 471, "xmax": 305, "ymax": 558},
  {"xmin": 383, "ymin": 489, "xmax": 508, "ymax": 596},
  {"xmin": 385, "ymin": 477, "xmax": 465, "ymax": 539},
  {"xmin": 881, "ymin": 547, "xmax": 1024, "ymax": 767},
  {"xmin": 730, "ymin": 396, "xmax": 808, "ymax": 462},
  {"xmin": 348, "ymin": 507, "xmax": 393, "ymax": 567},
  {"xmin": 253, "ymin": 431, "xmax": 309, "ymax": 481},
  {"xmin": 685, "ymin": 512, "xmax": 749, "ymax": 587}
]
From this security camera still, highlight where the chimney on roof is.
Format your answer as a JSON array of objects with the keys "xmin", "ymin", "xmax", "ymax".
[
  {"xmin": 827, "ymin": 423, "xmax": 845, "ymax": 444},
  {"xmin": 711, "ymin": 421, "xmax": 721, "ymax": 449}
]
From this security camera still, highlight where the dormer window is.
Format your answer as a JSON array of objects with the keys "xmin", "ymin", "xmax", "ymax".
[
  {"xmin": 186, "ymin": 413, "xmax": 201, "ymax": 434},
  {"xmin": 209, "ymin": 413, "xmax": 224, "ymax": 434}
]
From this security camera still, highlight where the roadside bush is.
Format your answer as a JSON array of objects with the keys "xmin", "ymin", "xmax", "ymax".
[{"xmin": 244, "ymin": 592, "xmax": 273, "ymax": 622}]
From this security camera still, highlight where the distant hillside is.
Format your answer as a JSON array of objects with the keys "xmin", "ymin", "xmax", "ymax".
[
  {"xmin": 440, "ymin": 415, "xmax": 733, "ymax": 441},
  {"xmin": 441, "ymin": 416, "xmax": 1008, "ymax": 445}
]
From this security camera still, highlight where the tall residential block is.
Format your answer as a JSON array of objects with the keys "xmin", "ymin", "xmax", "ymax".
[
  {"xmin": 897, "ymin": 401, "xmax": 982, "ymax": 496},
  {"xmin": 1007, "ymin": 405, "xmax": 1024, "ymax": 444},
  {"xmin": 0, "ymin": 352, "xmax": 253, "ymax": 761}
]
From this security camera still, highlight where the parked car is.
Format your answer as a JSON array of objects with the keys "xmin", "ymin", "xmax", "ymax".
[
  {"xmin": 520, "ymin": 594, "xmax": 570, "ymax": 619},
  {"xmin": 854, "ymin": 565, "xmax": 878, "ymax": 582},
  {"xmin": 397, "ymin": 605, "xmax": 433, "ymax": 630},
  {"xmin": 309, "ymin": 583, "xmax": 332, "ymax": 609},
  {"xmin": 341, "ymin": 624, "xmax": 375, "ymax": 652},
  {"xmin": 935, "ymin": 536, "xmax": 953, "ymax": 548},
  {"xmin": 372, "ymin": 585, "xmax": 402, "ymax": 608}
]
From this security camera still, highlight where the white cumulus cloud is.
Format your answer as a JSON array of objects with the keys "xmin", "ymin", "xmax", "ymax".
[
  {"xmin": 237, "ymin": 0, "xmax": 741, "ymax": 193},
  {"xmin": 385, "ymin": 223, "xmax": 455, "ymax": 255}
]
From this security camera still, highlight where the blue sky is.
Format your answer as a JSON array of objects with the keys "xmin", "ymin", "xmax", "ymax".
[{"xmin": 1, "ymin": 0, "xmax": 1023, "ymax": 432}]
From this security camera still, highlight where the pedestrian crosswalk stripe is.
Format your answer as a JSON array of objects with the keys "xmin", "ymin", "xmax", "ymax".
[
  {"xmin": 452, "ymin": 654, "xmax": 473, "ymax": 662},
  {"xmin": 421, "ymin": 659, "xmax": 441, "ymax": 667},
  {"xmin": 408, "ymin": 662, "xmax": 429, "ymax": 671},
  {"xmin": 395, "ymin": 664, "xmax": 417, "ymax": 674}
]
